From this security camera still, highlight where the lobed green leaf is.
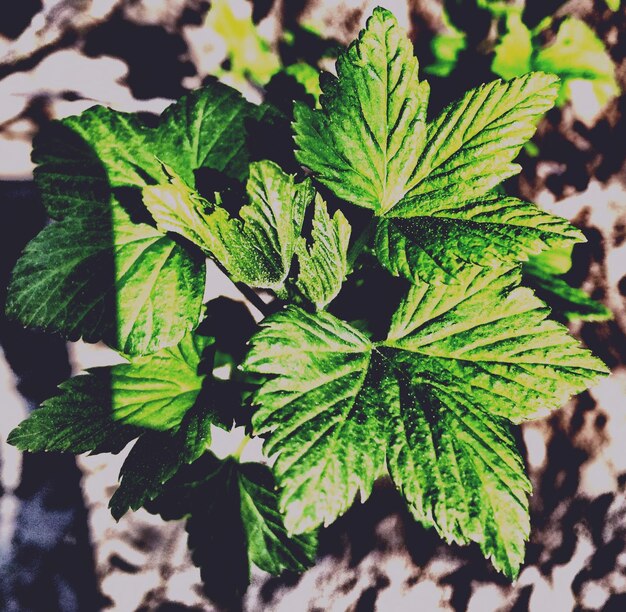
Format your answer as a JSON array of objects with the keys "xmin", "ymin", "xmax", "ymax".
[{"xmin": 293, "ymin": 7, "xmax": 430, "ymax": 214}]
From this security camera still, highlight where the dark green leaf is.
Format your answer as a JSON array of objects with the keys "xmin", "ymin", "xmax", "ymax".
[{"xmin": 147, "ymin": 453, "xmax": 316, "ymax": 604}]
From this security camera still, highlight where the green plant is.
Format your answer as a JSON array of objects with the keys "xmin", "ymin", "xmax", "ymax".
[
  {"xmin": 428, "ymin": 0, "xmax": 619, "ymax": 107},
  {"xmin": 6, "ymin": 7, "xmax": 608, "ymax": 603}
]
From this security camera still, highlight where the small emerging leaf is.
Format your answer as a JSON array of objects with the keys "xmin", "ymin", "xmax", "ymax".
[
  {"xmin": 203, "ymin": 161, "xmax": 313, "ymax": 289},
  {"xmin": 296, "ymin": 195, "xmax": 351, "ymax": 309}
]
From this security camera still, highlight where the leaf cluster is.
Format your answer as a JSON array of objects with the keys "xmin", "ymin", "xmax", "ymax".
[
  {"xmin": 6, "ymin": 6, "xmax": 609, "ymax": 599},
  {"xmin": 428, "ymin": 0, "xmax": 619, "ymax": 109}
]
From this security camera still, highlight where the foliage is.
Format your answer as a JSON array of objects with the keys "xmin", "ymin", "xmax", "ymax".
[
  {"xmin": 429, "ymin": 0, "xmax": 619, "ymax": 108},
  {"xmin": 6, "ymin": 6, "xmax": 609, "ymax": 601}
]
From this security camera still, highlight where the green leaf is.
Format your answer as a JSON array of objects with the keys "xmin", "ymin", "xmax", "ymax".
[
  {"xmin": 8, "ymin": 328, "xmax": 223, "ymax": 519},
  {"xmin": 293, "ymin": 7, "xmax": 430, "ymax": 214},
  {"xmin": 10, "ymin": 82, "xmax": 283, "ymax": 355},
  {"xmin": 144, "ymin": 160, "xmax": 313, "ymax": 289},
  {"xmin": 204, "ymin": 0, "xmax": 280, "ymax": 86},
  {"xmin": 245, "ymin": 308, "xmax": 387, "ymax": 533},
  {"xmin": 199, "ymin": 161, "xmax": 314, "ymax": 289},
  {"xmin": 376, "ymin": 195, "xmax": 583, "ymax": 282},
  {"xmin": 492, "ymin": 13, "xmax": 533, "ymax": 81},
  {"xmin": 534, "ymin": 18, "xmax": 619, "ymax": 107},
  {"xmin": 245, "ymin": 267, "xmax": 607, "ymax": 575},
  {"xmin": 59, "ymin": 82, "xmax": 274, "ymax": 188},
  {"xmin": 6, "ymin": 375, "xmax": 138, "ymax": 455},
  {"xmin": 391, "ymin": 72, "xmax": 559, "ymax": 216},
  {"xmin": 6, "ymin": 199, "xmax": 205, "ymax": 355},
  {"xmin": 524, "ymin": 256, "xmax": 612, "ymax": 322},
  {"xmin": 147, "ymin": 453, "xmax": 316, "ymax": 604},
  {"xmin": 109, "ymin": 399, "xmax": 216, "ymax": 520},
  {"xmin": 294, "ymin": 12, "xmax": 557, "ymax": 224},
  {"xmin": 386, "ymin": 377, "xmax": 531, "ymax": 577},
  {"xmin": 295, "ymin": 195, "xmax": 351, "ymax": 309}
]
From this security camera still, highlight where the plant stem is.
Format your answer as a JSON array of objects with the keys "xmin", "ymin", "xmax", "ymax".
[{"xmin": 233, "ymin": 434, "xmax": 252, "ymax": 460}]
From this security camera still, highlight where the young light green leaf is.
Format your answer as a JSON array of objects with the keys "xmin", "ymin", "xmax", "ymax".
[
  {"xmin": 198, "ymin": 161, "xmax": 314, "ymax": 289},
  {"xmin": 143, "ymin": 160, "xmax": 314, "ymax": 290},
  {"xmin": 6, "ymin": 200, "xmax": 205, "ymax": 356},
  {"xmin": 296, "ymin": 195, "xmax": 351, "ymax": 309},
  {"xmin": 492, "ymin": 13, "xmax": 533, "ymax": 81},
  {"xmin": 376, "ymin": 195, "xmax": 584, "ymax": 282},
  {"xmin": 293, "ymin": 7, "xmax": 430, "ymax": 213},
  {"xmin": 391, "ymin": 72, "xmax": 560, "ymax": 216},
  {"xmin": 146, "ymin": 454, "xmax": 317, "ymax": 604},
  {"xmin": 534, "ymin": 18, "xmax": 619, "ymax": 107},
  {"xmin": 284, "ymin": 62, "xmax": 323, "ymax": 105},
  {"xmin": 245, "ymin": 308, "xmax": 387, "ymax": 533}
]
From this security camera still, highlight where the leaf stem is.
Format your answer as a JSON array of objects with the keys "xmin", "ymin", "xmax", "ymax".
[{"xmin": 233, "ymin": 434, "xmax": 252, "ymax": 460}]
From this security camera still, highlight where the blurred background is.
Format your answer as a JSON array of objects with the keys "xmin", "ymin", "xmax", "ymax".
[{"xmin": 1, "ymin": 0, "xmax": 626, "ymax": 610}]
